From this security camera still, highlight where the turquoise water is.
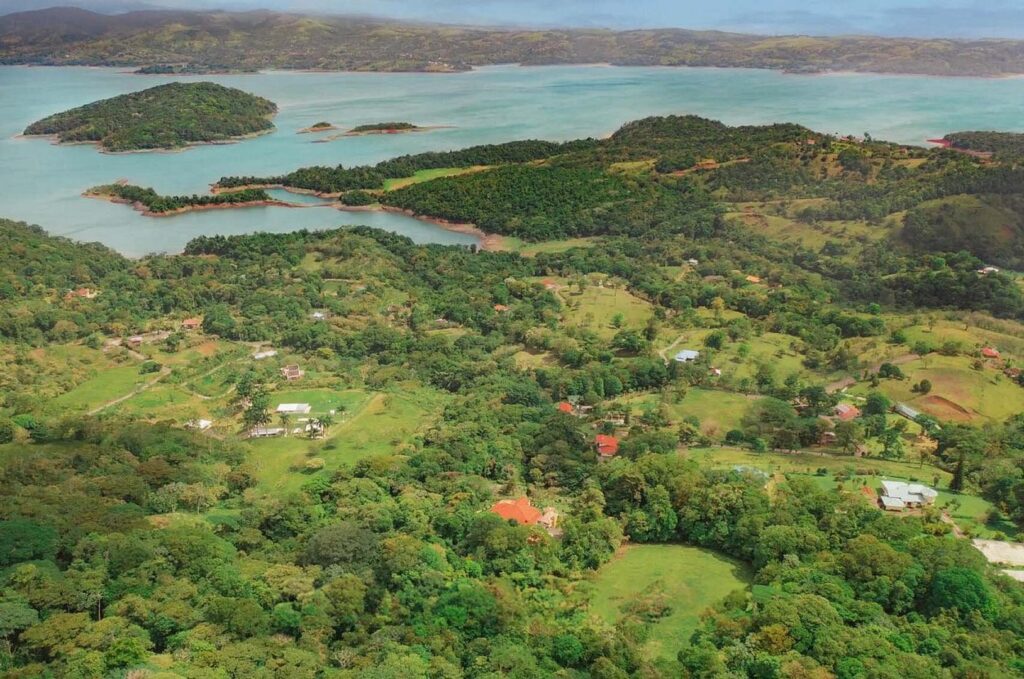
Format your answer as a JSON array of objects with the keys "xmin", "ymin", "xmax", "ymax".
[{"xmin": 3, "ymin": 65, "xmax": 1024, "ymax": 256}]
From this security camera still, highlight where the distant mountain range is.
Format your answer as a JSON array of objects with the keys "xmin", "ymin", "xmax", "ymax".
[{"xmin": 3, "ymin": 7, "xmax": 1024, "ymax": 77}]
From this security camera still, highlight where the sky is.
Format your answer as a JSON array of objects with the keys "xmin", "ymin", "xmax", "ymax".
[{"xmin": 5, "ymin": 0, "xmax": 1024, "ymax": 39}]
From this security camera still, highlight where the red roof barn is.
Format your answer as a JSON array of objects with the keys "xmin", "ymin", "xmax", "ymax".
[{"xmin": 834, "ymin": 404, "xmax": 861, "ymax": 422}]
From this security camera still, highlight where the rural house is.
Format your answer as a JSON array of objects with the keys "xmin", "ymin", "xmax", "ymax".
[
  {"xmin": 64, "ymin": 287, "xmax": 98, "ymax": 300},
  {"xmin": 490, "ymin": 497, "xmax": 559, "ymax": 531},
  {"xmin": 280, "ymin": 365, "xmax": 304, "ymax": 381},
  {"xmin": 674, "ymin": 349, "xmax": 700, "ymax": 363},
  {"xmin": 878, "ymin": 480, "xmax": 938, "ymax": 511},
  {"xmin": 253, "ymin": 349, "xmax": 278, "ymax": 360},
  {"xmin": 181, "ymin": 317, "xmax": 202, "ymax": 331},
  {"xmin": 834, "ymin": 403, "xmax": 861, "ymax": 421},
  {"xmin": 595, "ymin": 434, "xmax": 620, "ymax": 458},
  {"xmin": 982, "ymin": 347, "xmax": 1001, "ymax": 359}
]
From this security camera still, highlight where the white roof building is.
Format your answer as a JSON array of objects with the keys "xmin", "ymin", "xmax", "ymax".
[
  {"xmin": 276, "ymin": 403, "xmax": 312, "ymax": 415},
  {"xmin": 253, "ymin": 350, "xmax": 278, "ymax": 360},
  {"xmin": 674, "ymin": 349, "xmax": 700, "ymax": 363},
  {"xmin": 186, "ymin": 419, "xmax": 213, "ymax": 431},
  {"xmin": 880, "ymin": 480, "xmax": 938, "ymax": 508}
]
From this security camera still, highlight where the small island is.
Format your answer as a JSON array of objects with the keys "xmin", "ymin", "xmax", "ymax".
[
  {"xmin": 86, "ymin": 183, "xmax": 289, "ymax": 216},
  {"xmin": 298, "ymin": 121, "xmax": 338, "ymax": 134},
  {"xmin": 346, "ymin": 122, "xmax": 422, "ymax": 136},
  {"xmin": 23, "ymin": 82, "xmax": 277, "ymax": 153}
]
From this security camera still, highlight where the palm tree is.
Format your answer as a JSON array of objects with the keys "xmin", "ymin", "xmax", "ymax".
[{"xmin": 278, "ymin": 412, "xmax": 292, "ymax": 436}]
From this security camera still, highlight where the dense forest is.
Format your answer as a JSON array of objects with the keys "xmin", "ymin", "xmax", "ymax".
[
  {"xmin": 23, "ymin": 82, "xmax": 277, "ymax": 152},
  {"xmin": 6, "ymin": 8, "xmax": 1024, "ymax": 77}
]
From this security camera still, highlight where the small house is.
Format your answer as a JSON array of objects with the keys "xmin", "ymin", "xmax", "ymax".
[
  {"xmin": 280, "ymin": 365, "xmax": 304, "ymax": 381},
  {"xmin": 977, "ymin": 266, "xmax": 1000, "ymax": 275},
  {"xmin": 276, "ymin": 403, "xmax": 312, "ymax": 415},
  {"xmin": 126, "ymin": 336, "xmax": 143, "ymax": 349},
  {"xmin": 686, "ymin": 258, "xmax": 699, "ymax": 267},
  {"xmin": 982, "ymin": 347, "xmax": 1001, "ymax": 359},
  {"xmin": 879, "ymin": 480, "xmax": 938, "ymax": 510},
  {"xmin": 494, "ymin": 304, "xmax": 510, "ymax": 313},
  {"xmin": 744, "ymin": 275, "xmax": 762, "ymax": 284},
  {"xmin": 595, "ymin": 434, "xmax": 620, "ymax": 458},
  {"xmin": 834, "ymin": 403, "xmax": 861, "ymax": 422},
  {"xmin": 674, "ymin": 349, "xmax": 700, "ymax": 363},
  {"xmin": 310, "ymin": 311, "xmax": 327, "ymax": 321},
  {"xmin": 181, "ymin": 317, "xmax": 202, "ymax": 331},
  {"xmin": 710, "ymin": 367, "xmax": 722, "ymax": 377},
  {"xmin": 253, "ymin": 349, "xmax": 278, "ymax": 360},
  {"xmin": 557, "ymin": 402, "xmax": 574, "ymax": 414},
  {"xmin": 186, "ymin": 419, "xmax": 213, "ymax": 431}
]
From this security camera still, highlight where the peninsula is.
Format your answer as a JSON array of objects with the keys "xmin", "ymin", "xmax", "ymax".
[{"xmin": 23, "ymin": 82, "xmax": 278, "ymax": 153}]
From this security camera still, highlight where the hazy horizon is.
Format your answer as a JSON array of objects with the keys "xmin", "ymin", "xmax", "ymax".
[{"xmin": 4, "ymin": 0, "xmax": 1024, "ymax": 39}]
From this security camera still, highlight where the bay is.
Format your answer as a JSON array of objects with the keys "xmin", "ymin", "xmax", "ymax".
[{"xmin": 2, "ymin": 64, "xmax": 1024, "ymax": 256}]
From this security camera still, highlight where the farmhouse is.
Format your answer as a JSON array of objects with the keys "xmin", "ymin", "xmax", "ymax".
[
  {"xmin": 280, "ymin": 365, "xmax": 304, "ymax": 381},
  {"xmin": 494, "ymin": 304, "xmax": 510, "ymax": 312},
  {"xmin": 253, "ymin": 349, "xmax": 278, "ymax": 360},
  {"xmin": 595, "ymin": 434, "xmax": 620, "ymax": 458},
  {"xmin": 186, "ymin": 419, "xmax": 213, "ymax": 431},
  {"xmin": 834, "ymin": 403, "xmax": 861, "ymax": 421},
  {"xmin": 878, "ymin": 480, "xmax": 938, "ymax": 511},
  {"xmin": 276, "ymin": 403, "xmax": 312, "ymax": 415},
  {"xmin": 744, "ymin": 275, "xmax": 762, "ymax": 284},
  {"xmin": 181, "ymin": 317, "xmax": 202, "ymax": 331},
  {"xmin": 557, "ymin": 401, "xmax": 574, "ymax": 414},
  {"xmin": 490, "ymin": 497, "xmax": 559, "ymax": 531},
  {"xmin": 126, "ymin": 336, "xmax": 143, "ymax": 348},
  {"xmin": 977, "ymin": 266, "xmax": 1001, "ymax": 275},
  {"xmin": 674, "ymin": 349, "xmax": 700, "ymax": 363},
  {"xmin": 310, "ymin": 311, "xmax": 327, "ymax": 321}
]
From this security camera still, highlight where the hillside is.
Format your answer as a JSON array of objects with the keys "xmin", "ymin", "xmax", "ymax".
[
  {"xmin": 23, "ymin": 81, "xmax": 277, "ymax": 152},
  {"xmin": 3, "ymin": 8, "xmax": 1024, "ymax": 76},
  {"xmin": 6, "ymin": 113, "xmax": 1024, "ymax": 676}
]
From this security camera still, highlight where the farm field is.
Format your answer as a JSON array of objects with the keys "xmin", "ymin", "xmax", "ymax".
[
  {"xmin": 382, "ymin": 166, "xmax": 486, "ymax": 191},
  {"xmin": 848, "ymin": 354, "xmax": 1024, "ymax": 422},
  {"xmin": 589, "ymin": 544, "xmax": 751, "ymax": 660},
  {"xmin": 622, "ymin": 388, "xmax": 753, "ymax": 438},
  {"xmin": 559, "ymin": 283, "xmax": 655, "ymax": 341},
  {"xmin": 50, "ymin": 364, "xmax": 149, "ymax": 412},
  {"xmin": 246, "ymin": 386, "xmax": 446, "ymax": 492}
]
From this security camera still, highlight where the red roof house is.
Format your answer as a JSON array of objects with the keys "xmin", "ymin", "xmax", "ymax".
[
  {"xmin": 557, "ymin": 402, "xmax": 574, "ymax": 414},
  {"xmin": 834, "ymin": 404, "xmax": 861, "ymax": 422},
  {"xmin": 181, "ymin": 317, "xmax": 202, "ymax": 330},
  {"xmin": 494, "ymin": 304, "xmax": 510, "ymax": 312},
  {"xmin": 982, "ymin": 347, "xmax": 1001, "ymax": 359},
  {"xmin": 491, "ymin": 497, "xmax": 543, "ymax": 525},
  {"xmin": 595, "ymin": 434, "xmax": 620, "ymax": 458}
]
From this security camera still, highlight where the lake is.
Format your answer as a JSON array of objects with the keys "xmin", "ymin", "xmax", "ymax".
[{"xmin": 3, "ymin": 64, "xmax": 1024, "ymax": 256}]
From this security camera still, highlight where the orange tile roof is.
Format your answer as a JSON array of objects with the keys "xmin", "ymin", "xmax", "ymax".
[
  {"xmin": 557, "ymin": 402, "xmax": 574, "ymax": 414},
  {"xmin": 834, "ymin": 404, "xmax": 861, "ymax": 421},
  {"xmin": 595, "ymin": 434, "xmax": 619, "ymax": 457},
  {"xmin": 491, "ymin": 497, "xmax": 543, "ymax": 525},
  {"xmin": 982, "ymin": 347, "xmax": 1001, "ymax": 359}
]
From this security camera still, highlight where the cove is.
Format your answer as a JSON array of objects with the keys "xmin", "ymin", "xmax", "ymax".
[{"xmin": 3, "ymin": 64, "xmax": 1024, "ymax": 255}]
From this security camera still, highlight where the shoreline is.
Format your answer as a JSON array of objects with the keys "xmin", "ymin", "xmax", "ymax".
[
  {"xmin": 337, "ymin": 203, "xmax": 502, "ymax": 251},
  {"xmin": 10, "ymin": 62, "xmax": 1024, "ymax": 81},
  {"xmin": 211, "ymin": 183, "xmax": 343, "ymax": 199},
  {"xmin": 20, "ymin": 126, "xmax": 275, "ymax": 154}
]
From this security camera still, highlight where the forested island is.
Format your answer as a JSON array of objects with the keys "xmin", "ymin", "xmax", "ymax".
[
  {"xmin": 22, "ymin": 82, "xmax": 278, "ymax": 152},
  {"xmin": 87, "ymin": 183, "xmax": 281, "ymax": 215},
  {"xmin": 5, "ymin": 7, "xmax": 1024, "ymax": 77},
  {"xmin": 347, "ymin": 122, "xmax": 422, "ymax": 135}
]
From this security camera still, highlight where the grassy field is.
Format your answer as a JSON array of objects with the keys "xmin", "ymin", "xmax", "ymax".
[
  {"xmin": 51, "ymin": 364, "xmax": 148, "ymax": 411},
  {"xmin": 560, "ymin": 284, "xmax": 655, "ymax": 341},
  {"xmin": 499, "ymin": 236, "xmax": 599, "ymax": 256},
  {"xmin": 589, "ymin": 545, "xmax": 751, "ymax": 660},
  {"xmin": 623, "ymin": 389, "xmax": 753, "ymax": 438},
  {"xmin": 382, "ymin": 166, "xmax": 487, "ymax": 191},
  {"xmin": 246, "ymin": 386, "xmax": 446, "ymax": 492}
]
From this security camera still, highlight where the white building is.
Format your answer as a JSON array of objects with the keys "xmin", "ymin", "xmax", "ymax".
[
  {"xmin": 253, "ymin": 350, "xmax": 278, "ymax": 360},
  {"xmin": 879, "ymin": 480, "xmax": 938, "ymax": 510},
  {"xmin": 674, "ymin": 349, "xmax": 700, "ymax": 363},
  {"xmin": 276, "ymin": 403, "xmax": 312, "ymax": 415},
  {"xmin": 186, "ymin": 419, "xmax": 213, "ymax": 431}
]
